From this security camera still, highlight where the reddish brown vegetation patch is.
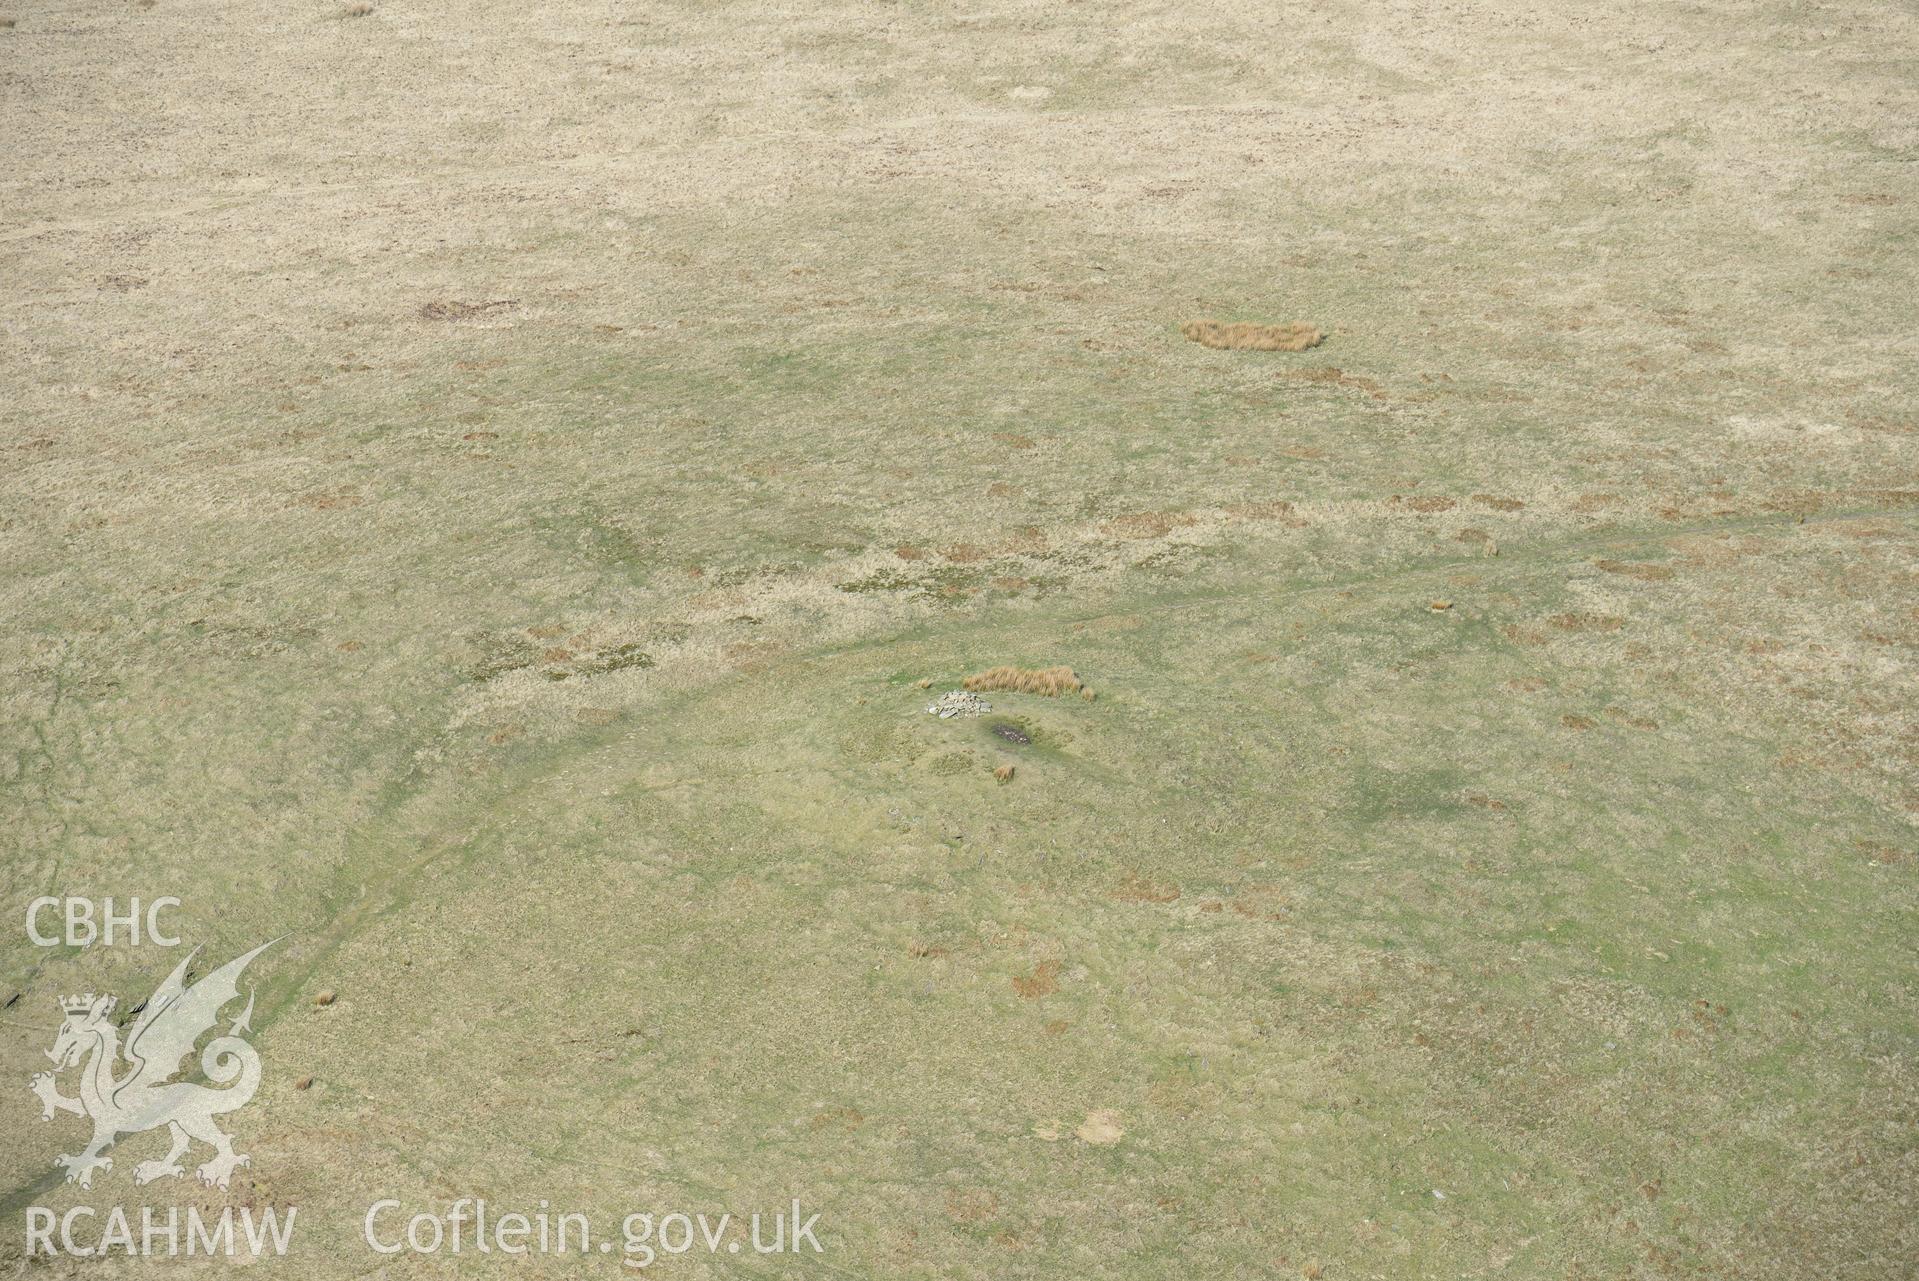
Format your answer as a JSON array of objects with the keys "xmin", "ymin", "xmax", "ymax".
[
  {"xmin": 1012, "ymin": 959, "xmax": 1061, "ymax": 999},
  {"xmin": 1472, "ymin": 494, "xmax": 1526, "ymax": 511},
  {"xmin": 945, "ymin": 1188, "xmax": 999, "ymax": 1222},
  {"xmin": 1225, "ymin": 500, "xmax": 1304, "ymax": 525},
  {"xmin": 1110, "ymin": 873, "xmax": 1180, "ymax": 904},
  {"xmin": 999, "ymin": 525, "xmax": 1048, "ymax": 553},
  {"xmin": 418, "ymin": 299, "xmax": 516, "ymax": 320},
  {"xmin": 810, "ymin": 1105, "xmax": 865, "ymax": 1132},
  {"xmin": 1284, "ymin": 366, "xmax": 1385, "ymax": 398},
  {"xmin": 1549, "ymin": 613, "xmax": 1625, "ymax": 633}
]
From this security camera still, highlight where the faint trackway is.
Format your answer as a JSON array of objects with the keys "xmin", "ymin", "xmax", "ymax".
[{"xmin": 812, "ymin": 502, "xmax": 1918, "ymax": 665}]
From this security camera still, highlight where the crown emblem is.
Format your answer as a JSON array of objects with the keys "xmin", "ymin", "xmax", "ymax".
[{"xmin": 59, "ymin": 993, "xmax": 112, "ymax": 1016}]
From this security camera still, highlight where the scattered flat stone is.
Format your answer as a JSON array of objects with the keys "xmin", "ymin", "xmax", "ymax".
[{"xmin": 926, "ymin": 690, "xmax": 991, "ymax": 719}]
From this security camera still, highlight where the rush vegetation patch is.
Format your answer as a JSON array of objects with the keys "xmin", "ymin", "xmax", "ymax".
[{"xmin": 1180, "ymin": 320, "xmax": 1324, "ymax": 352}]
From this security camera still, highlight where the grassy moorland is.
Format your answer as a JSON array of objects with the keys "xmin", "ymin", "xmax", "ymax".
[{"xmin": 3, "ymin": 1, "xmax": 1915, "ymax": 1276}]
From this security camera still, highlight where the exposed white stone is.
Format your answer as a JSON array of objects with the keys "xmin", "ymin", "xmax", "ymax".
[{"xmin": 925, "ymin": 690, "xmax": 991, "ymax": 719}]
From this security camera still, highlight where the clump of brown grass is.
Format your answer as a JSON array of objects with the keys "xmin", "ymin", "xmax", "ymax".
[
  {"xmin": 1181, "ymin": 320, "xmax": 1323, "ymax": 352},
  {"xmin": 964, "ymin": 665, "xmax": 1083, "ymax": 697},
  {"xmin": 1594, "ymin": 558, "xmax": 1675, "ymax": 582},
  {"xmin": 342, "ymin": 2, "xmax": 373, "ymax": 15},
  {"xmin": 419, "ymin": 298, "xmax": 514, "ymax": 319},
  {"xmin": 1100, "ymin": 510, "xmax": 1197, "ymax": 540}
]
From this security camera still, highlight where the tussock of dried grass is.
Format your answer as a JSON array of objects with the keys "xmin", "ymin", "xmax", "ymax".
[
  {"xmin": 964, "ymin": 665, "xmax": 1082, "ymax": 697},
  {"xmin": 1101, "ymin": 510, "xmax": 1197, "ymax": 540},
  {"xmin": 1181, "ymin": 320, "xmax": 1323, "ymax": 352},
  {"xmin": 419, "ymin": 298, "xmax": 514, "ymax": 319}
]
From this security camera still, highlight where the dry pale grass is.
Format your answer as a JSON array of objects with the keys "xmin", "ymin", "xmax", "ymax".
[
  {"xmin": 1181, "ymin": 320, "xmax": 1323, "ymax": 352},
  {"xmin": 964, "ymin": 665, "xmax": 1083, "ymax": 697},
  {"xmin": 1101, "ymin": 510, "xmax": 1197, "ymax": 540},
  {"xmin": 342, "ymin": 3, "xmax": 374, "ymax": 16}
]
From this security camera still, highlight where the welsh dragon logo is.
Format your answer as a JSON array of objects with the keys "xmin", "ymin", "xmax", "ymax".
[{"xmin": 28, "ymin": 941, "xmax": 276, "ymax": 1190}]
